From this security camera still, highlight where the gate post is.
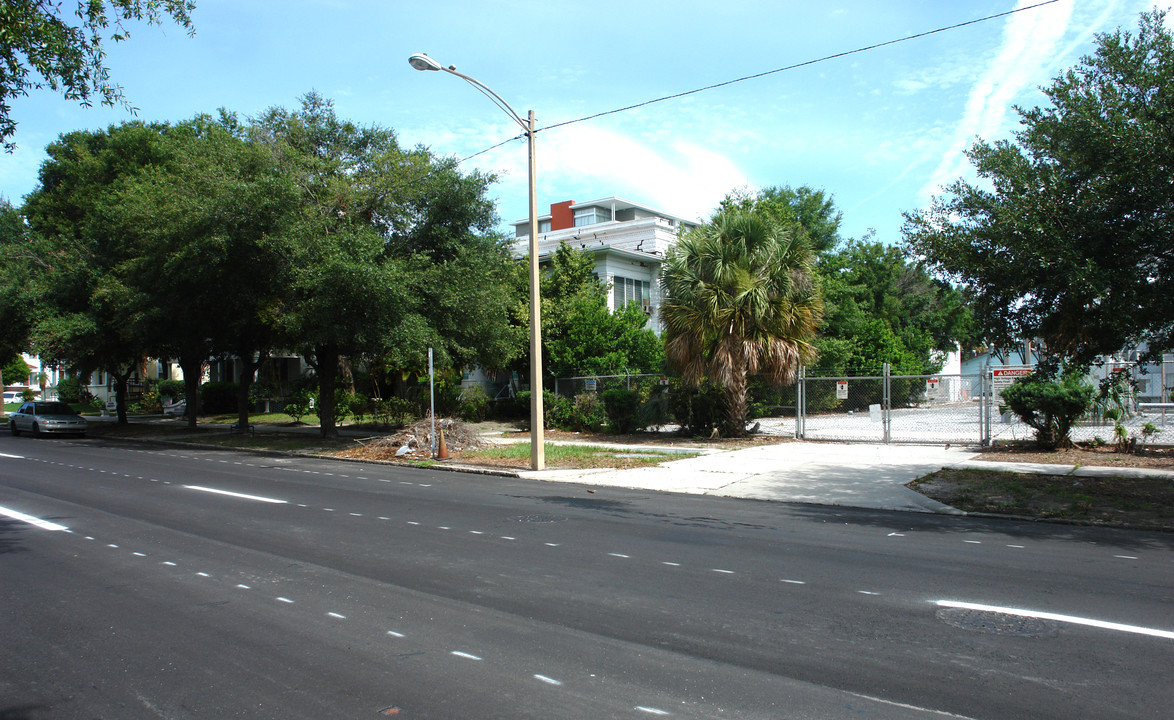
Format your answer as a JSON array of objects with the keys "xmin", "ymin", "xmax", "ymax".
[
  {"xmin": 882, "ymin": 363, "xmax": 892, "ymax": 443},
  {"xmin": 796, "ymin": 365, "xmax": 806, "ymax": 439},
  {"xmin": 980, "ymin": 370, "xmax": 991, "ymax": 446}
]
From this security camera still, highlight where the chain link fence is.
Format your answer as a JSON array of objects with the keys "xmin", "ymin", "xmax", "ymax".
[{"xmin": 553, "ymin": 360, "xmax": 1174, "ymax": 446}]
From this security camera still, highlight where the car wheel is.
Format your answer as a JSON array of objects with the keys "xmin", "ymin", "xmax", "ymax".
[
  {"xmin": 32, "ymin": 422, "xmax": 41, "ymax": 437},
  {"xmin": 8, "ymin": 421, "xmax": 17, "ymax": 437}
]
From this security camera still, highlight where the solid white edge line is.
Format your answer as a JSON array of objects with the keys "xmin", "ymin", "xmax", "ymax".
[
  {"xmin": 935, "ymin": 600, "xmax": 1174, "ymax": 640},
  {"xmin": 0, "ymin": 505, "xmax": 69, "ymax": 531},
  {"xmin": 842, "ymin": 689, "xmax": 978, "ymax": 719},
  {"xmin": 183, "ymin": 486, "xmax": 287, "ymax": 504}
]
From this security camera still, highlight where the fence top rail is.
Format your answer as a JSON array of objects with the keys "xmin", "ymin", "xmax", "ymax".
[
  {"xmin": 805, "ymin": 375, "xmax": 885, "ymax": 381},
  {"xmin": 558, "ymin": 374, "xmax": 662, "ymax": 381}
]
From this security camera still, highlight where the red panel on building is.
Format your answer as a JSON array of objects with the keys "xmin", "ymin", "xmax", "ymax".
[{"xmin": 550, "ymin": 200, "xmax": 574, "ymax": 231}]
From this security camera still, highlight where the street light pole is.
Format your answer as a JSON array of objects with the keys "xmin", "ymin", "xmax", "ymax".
[{"xmin": 409, "ymin": 53, "xmax": 545, "ymax": 470}]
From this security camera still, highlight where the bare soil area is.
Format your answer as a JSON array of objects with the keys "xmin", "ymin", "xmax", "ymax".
[{"xmin": 975, "ymin": 442, "xmax": 1174, "ymax": 469}]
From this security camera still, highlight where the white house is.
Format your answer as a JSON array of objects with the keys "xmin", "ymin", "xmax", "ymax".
[{"xmin": 511, "ymin": 197, "xmax": 700, "ymax": 332}]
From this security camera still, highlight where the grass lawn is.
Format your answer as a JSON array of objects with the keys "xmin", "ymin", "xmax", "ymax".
[{"xmin": 460, "ymin": 442, "xmax": 698, "ymax": 470}]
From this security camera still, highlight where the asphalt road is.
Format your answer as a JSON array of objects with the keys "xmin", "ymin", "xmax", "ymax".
[{"xmin": 1, "ymin": 433, "xmax": 1171, "ymax": 719}]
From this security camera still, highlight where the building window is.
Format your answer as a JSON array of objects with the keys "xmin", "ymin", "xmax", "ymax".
[
  {"xmin": 613, "ymin": 276, "xmax": 651, "ymax": 313},
  {"xmin": 538, "ymin": 219, "xmax": 551, "ymax": 233},
  {"xmin": 573, "ymin": 207, "xmax": 611, "ymax": 227}
]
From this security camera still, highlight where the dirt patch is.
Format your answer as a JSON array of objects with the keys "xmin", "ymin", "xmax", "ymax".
[
  {"xmin": 328, "ymin": 420, "xmax": 764, "ymax": 467},
  {"xmin": 910, "ymin": 468, "xmax": 1174, "ymax": 530},
  {"xmin": 331, "ymin": 418, "xmax": 487, "ymax": 462},
  {"xmin": 975, "ymin": 442, "xmax": 1174, "ymax": 469}
]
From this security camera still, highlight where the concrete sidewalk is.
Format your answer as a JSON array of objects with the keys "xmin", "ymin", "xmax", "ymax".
[{"xmin": 518, "ymin": 440, "xmax": 1174, "ymax": 514}]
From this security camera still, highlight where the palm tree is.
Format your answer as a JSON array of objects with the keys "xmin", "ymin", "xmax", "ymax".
[{"xmin": 661, "ymin": 208, "xmax": 823, "ymax": 435}]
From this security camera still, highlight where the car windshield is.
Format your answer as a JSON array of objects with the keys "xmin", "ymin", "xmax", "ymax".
[{"xmin": 36, "ymin": 403, "xmax": 76, "ymax": 415}]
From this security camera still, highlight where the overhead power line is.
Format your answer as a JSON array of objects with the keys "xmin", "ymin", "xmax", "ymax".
[
  {"xmin": 539, "ymin": 0, "xmax": 1062, "ymax": 133},
  {"xmin": 454, "ymin": 0, "xmax": 1062, "ymax": 164}
]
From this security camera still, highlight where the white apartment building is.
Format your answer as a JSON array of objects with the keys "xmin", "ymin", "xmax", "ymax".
[{"xmin": 511, "ymin": 197, "xmax": 700, "ymax": 332}]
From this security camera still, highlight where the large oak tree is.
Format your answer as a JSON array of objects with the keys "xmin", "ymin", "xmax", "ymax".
[{"xmin": 902, "ymin": 10, "xmax": 1174, "ymax": 369}]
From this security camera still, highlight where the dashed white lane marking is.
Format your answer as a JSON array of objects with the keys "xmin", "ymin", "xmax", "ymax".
[
  {"xmin": 781, "ymin": 579, "xmax": 806, "ymax": 584},
  {"xmin": 197, "ymin": 572, "xmax": 210, "ymax": 577},
  {"xmin": 328, "ymin": 612, "xmax": 346, "ymax": 619},
  {"xmin": 386, "ymin": 630, "xmax": 405, "ymax": 638},
  {"xmin": 236, "ymin": 584, "xmax": 251, "ymax": 590},
  {"xmin": 451, "ymin": 651, "xmax": 481, "ymax": 660},
  {"xmin": 184, "ymin": 486, "xmax": 286, "ymax": 504},
  {"xmin": 636, "ymin": 706, "xmax": 670, "ymax": 715},
  {"xmin": 545, "ymin": 542, "xmax": 559, "ymax": 547},
  {"xmin": 858, "ymin": 590, "xmax": 879, "ymax": 596},
  {"xmin": 500, "ymin": 536, "xmax": 516, "ymax": 541},
  {"xmin": 0, "ymin": 505, "xmax": 70, "ymax": 531},
  {"xmin": 0, "ymin": 452, "xmax": 24, "ymax": 459},
  {"xmin": 133, "ymin": 552, "xmax": 147, "ymax": 557},
  {"xmin": 711, "ymin": 568, "xmax": 734, "ymax": 574},
  {"xmin": 163, "ymin": 561, "xmax": 177, "ymax": 566},
  {"xmin": 887, "ymin": 532, "xmax": 905, "ymax": 537},
  {"xmin": 1114, "ymin": 555, "xmax": 1139, "ymax": 560},
  {"xmin": 1007, "ymin": 545, "xmax": 1025, "ymax": 549},
  {"xmin": 609, "ymin": 553, "xmax": 630, "ymax": 558},
  {"xmin": 533, "ymin": 674, "xmax": 562, "ymax": 686},
  {"xmin": 934, "ymin": 600, "xmax": 1174, "ymax": 640},
  {"xmin": 277, "ymin": 597, "xmax": 294, "ymax": 604},
  {"xmin": 662, "ymin": 562, "xmax": 680, "ymax": 567},
  {"xmin": 964, "ymin": 540, "xmax": 982, "ymax": 544}
]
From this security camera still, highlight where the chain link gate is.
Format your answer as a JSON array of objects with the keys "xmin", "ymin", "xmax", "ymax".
[{"xmin": 796, "ymin": 364, "xmax": 990, "ymax": 445}]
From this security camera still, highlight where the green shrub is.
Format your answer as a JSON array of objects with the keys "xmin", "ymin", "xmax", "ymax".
[
  {"xmin": 1000, "ymin": 372, "xmax": 1095, "ymax": 450},
  {"xmin": 130, "ymin": 383, "xmax": 161, "ymax": 414},
  {"xmin": 669, "ymin": 380, "xmax": 724, "ymax": 435},
  {"xmin": 200, "ymin": 381, "xmax": 239, "ymax": 414},
  {"xmin": 515, "ymin": 390, "xmax": 562, "ymax": 430},
  {"xmin": 570, "ymin": 392, "xmax": 608, "ymax": 432},
  {"xmin": 55, "ymin": 376, "xmax": 82, "ymax": 403},
  {"xmin": 373, "ymin": 396, "xmax": 414, "ymax": 426},
  {"xmin": 601, "ymin": 387, "xmax": 642, "ymax": 434},
  {"xmin": 457, "ymin": 384, "xmax": 490, "ymax": 422},
  {"xmin": 545, "ymin": 393, "xmax": 576, "ymax": 430},
  {"xmin": 283, "ymin": 389, "xmax": 315, "ymax": 423},
  {"xmin": 156, "ymin": 379, "xmax": 185, "ymax": 401}
]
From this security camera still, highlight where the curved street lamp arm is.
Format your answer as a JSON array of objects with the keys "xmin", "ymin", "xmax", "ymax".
[{"xmin": 439, "ymin": 66, "xmax": 529, "ymax": 133}]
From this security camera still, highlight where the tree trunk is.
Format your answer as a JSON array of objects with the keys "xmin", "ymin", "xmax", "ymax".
[
  {"xmin": 313, "ymin": 343, "xmax": 339, "ymax": 438},
  {"xmin": 234, "ymin": 344, "xmax": 268, "ymax": 431},
  {"xmin": 722, "ymin": 370, "xmax": 749, "ymax": 437},
  {"xmin": 112, "ymin": 366, "xmax": 133, "ymax": 425},
  {"xmin": 178, "ymin": 355, "xmax": 205, "ymax": 428}
]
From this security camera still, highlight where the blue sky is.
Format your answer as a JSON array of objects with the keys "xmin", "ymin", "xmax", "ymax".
[{"xmin": 1, "ymin": 0, "xmax": 1167, "ymax": 244}]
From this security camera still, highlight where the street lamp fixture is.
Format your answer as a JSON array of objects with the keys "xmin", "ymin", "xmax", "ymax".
[{"xmin": 409, "ymin": 52, "xmax": 545, "ymax": 470}]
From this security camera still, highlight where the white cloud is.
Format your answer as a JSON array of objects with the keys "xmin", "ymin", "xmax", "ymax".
[
  {"xmin": 917, "ymin": 0, "xmax": 1075, "ymax": 202},
  {"xmin": 465, "ymin": 123, "xmax": 750, "ymax": 225}
]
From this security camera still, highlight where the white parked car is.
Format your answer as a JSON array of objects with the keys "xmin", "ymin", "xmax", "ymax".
[
  {"xmin": 9, "ymin": 401, "xmax": 88, "ymax": 437},
  {"xmin": 3, "ymin": 390, "xmax": 24, "ymax": 405}
]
